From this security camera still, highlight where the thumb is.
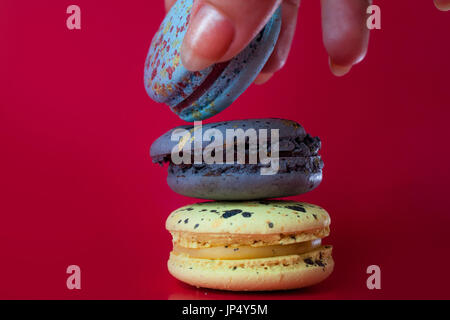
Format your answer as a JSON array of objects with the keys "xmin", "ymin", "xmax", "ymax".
[{"xmin": 181, "ymin": 0, "xmax": 282, "ymax": 71}]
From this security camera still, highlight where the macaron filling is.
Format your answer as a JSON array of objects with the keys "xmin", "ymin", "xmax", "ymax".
[
  {"xmin": 156, "ymin": 134, "xmax": 322, "ymax": 174},
  {"xmin": 169, "ymin": 156, "xmax": 323, "ymax": 176},
  {"xmin": 173, "ymin": 239, "xmax": 322, "ymax": 260}
]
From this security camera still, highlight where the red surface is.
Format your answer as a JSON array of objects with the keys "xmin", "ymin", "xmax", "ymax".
[{"xmin": 1, "ymin": 1, "xmax": 449, "ymax": 300}]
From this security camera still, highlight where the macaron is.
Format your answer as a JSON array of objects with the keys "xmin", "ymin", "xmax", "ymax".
[
  {"xmin": 166, "ymin": 200, "xmax": 333, "ymax": 291},
  {"xmin": 144, "ymin": 0, "xmax": 281, "ymax": 122},
  {"xmin": 150, "ymin": 118, "xmax": 323, "ymax": 200}
]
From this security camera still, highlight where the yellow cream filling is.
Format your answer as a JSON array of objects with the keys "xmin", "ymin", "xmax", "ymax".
[{"xmin": 173, "ymin": 239, "xmax": 321, "ymax": 260}]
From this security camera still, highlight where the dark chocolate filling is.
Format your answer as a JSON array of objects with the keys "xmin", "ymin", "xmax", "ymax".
[
  {"xmin": 168, "ymin": 156, "xmax": 323, "ymax": 176},
  {"xmin": 153, "ymin": 134, "xmax": 321, "ymax": 166}
]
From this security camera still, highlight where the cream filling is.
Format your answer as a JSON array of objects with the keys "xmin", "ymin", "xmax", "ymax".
[{"xmin": 173, "ymin": 239, "xmax": 322, "ymax": 260}]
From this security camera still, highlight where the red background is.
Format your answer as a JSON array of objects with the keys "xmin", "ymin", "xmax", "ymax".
[{"xmin": 1, "ymin": 0, "xmax": 449, "ymax": 299}]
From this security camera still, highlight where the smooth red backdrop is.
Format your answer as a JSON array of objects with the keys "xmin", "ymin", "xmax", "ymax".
[{"xmin": 1, "ymin": 1, "xmax": 449, "ymax": 299}]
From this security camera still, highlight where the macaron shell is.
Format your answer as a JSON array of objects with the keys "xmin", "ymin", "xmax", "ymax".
[
  {"xmin": 144, "ymin": 0, "xmax": 212, "ymax": 106},
  {"xmin": 166, "ymin": 201, "xmax": 330, "ymax": 236},
  {"xmin": 167, "ymin": 159, "xmax": 322, "ymax": 200},
  {"xmin": 168, "ymin": 246, "xmax": 334, "ymax": 291}
]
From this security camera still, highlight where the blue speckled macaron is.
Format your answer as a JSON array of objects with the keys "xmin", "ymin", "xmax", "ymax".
[{"xmin": 144, "ymin": 0, "xmax": 281, "ymax": 122}]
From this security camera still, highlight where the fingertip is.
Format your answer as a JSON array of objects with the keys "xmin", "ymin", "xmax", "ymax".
[
  {"xmin": 321, "ymin": 0, "xmax": 370, "ymax": 70},
  {"xmin": 323, "ymin": 26, "xmax": 369, "ymax": 68},
  {"xmin": 352, "ymin": 48, "xmax": 367, "ymax": 65},
  {"xmin": 434, "ymin": 0, "xmax": 450, "ymax": 11},
  {"xmin": 329, "ymin": 57, "xmax": 352, "ymax": 77},
  {"xmin": 254, "ymin": 72, "xmax": 274, "ymax": 85}
]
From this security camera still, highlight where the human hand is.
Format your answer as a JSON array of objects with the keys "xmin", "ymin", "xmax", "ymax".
[{"xmin": 165, "ymin": 0, "xmax": 450, "ymax": 82}]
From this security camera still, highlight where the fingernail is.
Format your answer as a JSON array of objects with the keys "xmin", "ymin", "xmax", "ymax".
[
  {"xmin": 434, "ymin": 0, "xmax": 450, "ymax": 11},
  {"xmin": 181, "ymin": 4, "xmax": 235, "ymax": 71},
  {"xmin": 329, "ymin": 57, "xmax": 352, "ymax": 77},
  {"xmin": 254, "ymin": 73, "xmax": 274, "ymax": 85}
]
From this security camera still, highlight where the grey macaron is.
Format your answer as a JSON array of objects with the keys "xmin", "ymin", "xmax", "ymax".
[{"xmin": 150, "ymin": 119, "xmax": 323, "ymax": 200}]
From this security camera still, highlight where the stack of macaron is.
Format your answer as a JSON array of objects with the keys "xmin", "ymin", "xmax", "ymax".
[{"xmin": 145, "ymin": 0, "xmax": 334, "ymax": 291}]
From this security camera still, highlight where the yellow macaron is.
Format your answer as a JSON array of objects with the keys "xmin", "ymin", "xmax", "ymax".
[{"xmin": 166, "ymin": 200, "xmax": 334, "ymax": 291}]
